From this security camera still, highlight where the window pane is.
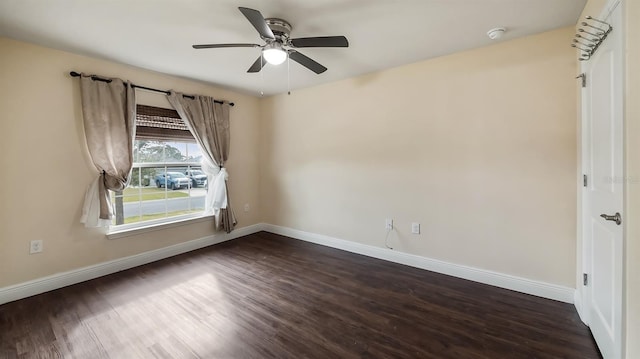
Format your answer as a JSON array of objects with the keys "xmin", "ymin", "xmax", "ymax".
[
  {"xmin": 127, "ymin": 166, "xmax": 172, "ymax": 223},
  {"xmin": 187, "ymin": 165, "xmax": 207, "ymax": 212},
  {"xmin": 133, "ymin": 141, "xmax": 140, "ymax": 163},
  {"xmin": 187, "ymin": 143, "xmax": 202, "ymax": 162},
  {"xmin": 134, "ymin": 140, "xmax": 167, "ymax": 163},
  {"xmin": 163, "ymin": 141, "xmax": 187, "ymax": 162},
  {"xmin": 115, "ymin": 166, "xmax": 204, "ymax": 224}
]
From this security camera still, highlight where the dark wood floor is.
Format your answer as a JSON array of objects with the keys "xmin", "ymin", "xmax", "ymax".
[{"xmin": 1, "ymin": 232, "xmax": 600, "ymax": 359}]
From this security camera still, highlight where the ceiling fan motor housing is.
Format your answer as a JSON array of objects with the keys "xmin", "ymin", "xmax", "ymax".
[{"xmin": 265, "ymin": 18, "xmax": 292, "ymax": 43}]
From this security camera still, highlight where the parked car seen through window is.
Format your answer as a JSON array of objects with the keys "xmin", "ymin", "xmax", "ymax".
[{"xmin": 155, "ymin": 172, "xmax": 191, "ymax": 190}]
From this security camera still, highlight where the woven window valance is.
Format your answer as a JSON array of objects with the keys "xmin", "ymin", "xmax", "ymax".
[{"xmin": 135, "ymin": 105, "xmax": 193, "ymax": 141}]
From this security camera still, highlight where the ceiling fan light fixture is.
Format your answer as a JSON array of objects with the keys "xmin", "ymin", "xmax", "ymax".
[{"xmin": 263, "ymin": 43, "xmax": 287, "ymax": 65}]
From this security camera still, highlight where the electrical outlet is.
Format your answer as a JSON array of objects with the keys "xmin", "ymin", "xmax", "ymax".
[
  {"xmin": 30, "ymin": 240, "xmax": 43, "ymax": 254},
  {"xmin": 385, "ymin": 218, "xmax": 393, "ymax": 230},
  {"xmin": 244, "ymin": 203, "xmax": 250, "ymax": 212},
  {"xmin": 412, "ymin": 223, "xmax": 421, "ymax": 234}
]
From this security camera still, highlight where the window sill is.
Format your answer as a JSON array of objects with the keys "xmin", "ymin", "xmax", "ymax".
[{"xmin": 107, "ymin": 214, "xmax": 214, "ymax": 240}]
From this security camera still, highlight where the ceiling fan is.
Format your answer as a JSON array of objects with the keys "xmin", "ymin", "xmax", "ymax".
[{"xmin": 192, "ymin": 7, "xmax": 349, "ymax": 74}]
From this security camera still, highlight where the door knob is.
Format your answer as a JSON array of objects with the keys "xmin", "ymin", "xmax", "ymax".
[{"xmin": 600, "ymin": 212, "xmax": 622, "ymax": 225}]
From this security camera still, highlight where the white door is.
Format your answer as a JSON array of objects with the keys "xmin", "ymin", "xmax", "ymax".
[{"xmin": 582, "ymin": 2, "xmax": 623, "ymax": 358}]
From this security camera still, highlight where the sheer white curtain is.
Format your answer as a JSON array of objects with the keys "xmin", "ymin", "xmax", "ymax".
[
  {"xmin": 167, "ymin": 92, "xmax": 236, "ymax": 232},
  {"xmin": 78, "ymin": 74, "xmax": 136, "ymax": 227}
]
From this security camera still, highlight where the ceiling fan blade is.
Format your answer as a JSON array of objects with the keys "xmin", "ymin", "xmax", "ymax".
[
  {"xmin": 290, "ymin": 36, "xmax": 349, "ymax": 48},
  {"xmin": 288, "ymin": 50, "xmax": 327, "ymax": 74},
  {"xmin": 238, "ymin": 7, "xmax": 275, "ymax": 40},
  {"xmin": 247, "ymin": 55, "xmax": 266, "ymax": 73},
  {"xmin": 193, "ymin": 43, "xmax": 261, "ymax": 49}
]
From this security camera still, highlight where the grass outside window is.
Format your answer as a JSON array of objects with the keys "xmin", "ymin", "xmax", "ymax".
[
  {"xmin": 123, "ymin": 210, "xmax": 202, "ymax": 224},
  {"xmin": 112, "ymin": 187, "xmax": 189, "ymax": 203}
]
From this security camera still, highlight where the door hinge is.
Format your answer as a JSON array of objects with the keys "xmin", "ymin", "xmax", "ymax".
[
  {"xmin": 583, "ymin": 174, "xmax": 588, "ymax": 187},
  {"xmin": 576, "ymin": 73, "xmax": 587, "ymax": 88},
  {"xmin": 583, "ymin": 273, "xmax": 588, "ymax": 286}
]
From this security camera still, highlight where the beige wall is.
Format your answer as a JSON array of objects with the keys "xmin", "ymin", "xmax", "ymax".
[
  {"xmin": 260, "ymin": 28, "xmax": 577, "ymax": 286},
  {"xmin": 0, "ymin": 37, "xmax": 262, "ymax": 288}
]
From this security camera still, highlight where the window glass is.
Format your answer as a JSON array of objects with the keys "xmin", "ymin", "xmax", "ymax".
[{"xmin": 111, "ymin": 139, "xmax": 206, "ymax": 226}]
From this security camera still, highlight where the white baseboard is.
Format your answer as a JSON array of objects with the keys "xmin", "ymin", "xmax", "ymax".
[
  {"xmin": 0, "ymin": 224, "xmax": 262, "ymax": 305},
  {"xmin": 1, "ymin": 222, "xmax": 576, "ymax": 306},
  {"xmin": 260, "ymin": 224, "xmax": 576, "ymax": 304}
]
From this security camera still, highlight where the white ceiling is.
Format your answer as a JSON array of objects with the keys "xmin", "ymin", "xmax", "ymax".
[{"xmin": 0, "ymin": 0, "xmax": 585, "ymax": 96}]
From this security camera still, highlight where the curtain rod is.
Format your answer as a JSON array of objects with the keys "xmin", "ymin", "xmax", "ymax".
[{"xmin": 69, "ymin": 71, "xmax": 234, "ymax": 107}]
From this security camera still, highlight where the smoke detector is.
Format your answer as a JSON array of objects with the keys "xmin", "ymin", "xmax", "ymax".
[{"xmin": 487, "ymin": 27, "xmax": 506, "ymax": 40}]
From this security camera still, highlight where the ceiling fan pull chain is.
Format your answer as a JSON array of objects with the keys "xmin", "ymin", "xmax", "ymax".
[
  {"xmin": 287, "ymin": 53, "xmax": 291, "ymax": 95},
  {"xmin": 260, "ymin": 52, "xmax": 264, "ymax": 97}
]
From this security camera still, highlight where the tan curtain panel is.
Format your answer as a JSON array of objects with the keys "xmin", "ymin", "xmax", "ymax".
[
  {"xmin": 79, "ymin": 74, "xmax": 136, "ymax": 227},
  {"xmin": 167, "ymin": 92, "xmax": 236, "ymax": 233}
]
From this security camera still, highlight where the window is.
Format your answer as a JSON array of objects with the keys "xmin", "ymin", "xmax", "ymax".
[{"xmin": 110, "ymin": 105, "xmax": 207, "ymax": 227}]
